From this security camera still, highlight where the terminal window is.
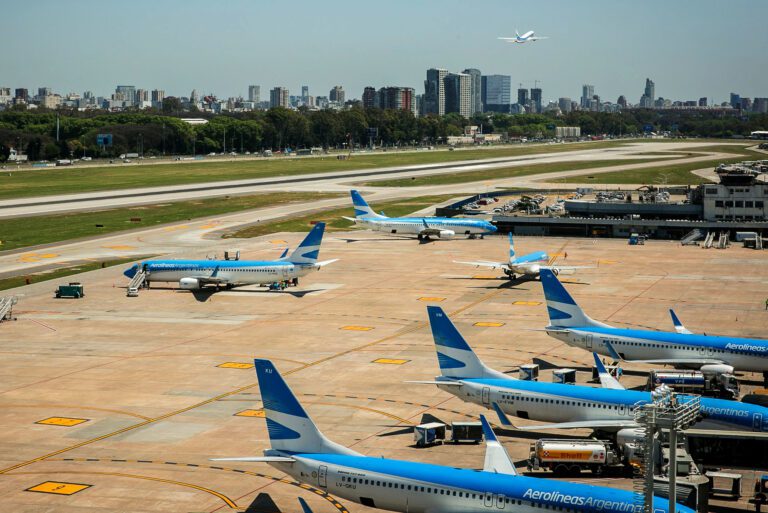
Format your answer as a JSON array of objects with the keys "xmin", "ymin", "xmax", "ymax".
[
  {"xmin": 706, "ymin": 188, "xmax": 718, "ymax": 195},
  {"xmin": 736, "ymin": 201, "xmax": 744, "ymax": 208},
  {"xmin": 725, "ymin": 201, "xmax": 734, "ymax": 207},
  {"xmin": 745, "ymin": 201, "xmax": 754, "ymax": 208},
  {"xmin": 715, "ymin": 200, "xmax": 724, "ymax": 207},
  {"xmin": 757, "ymin": 201, "xmax": 764, "ymax": 208}
]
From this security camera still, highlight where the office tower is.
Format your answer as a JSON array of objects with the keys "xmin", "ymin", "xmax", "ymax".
[
  {"xmin": 135, "ymin": 89, "xmax": 149, "ymax": 102},
  {"xmin": 362, "ymin": 87, "xmax": 376, "ymax": 109},
  {"xmin": 481, "ymin": 75, "xmax": 511, "ymax": 113},
  {"xmin": 37, "ymin": 87, "xmax": 52, "ymax": 98},
  {"xmin": 270, "ymin": 87, "xmax": 289, "ymax": 108},
  {"xmin": 377, "ymin": 87, "xmax": 415, "ymax": 114},
  {"xmin": 116, "ymin": 85, "xmax": 137, "ymax": 105},
  {"xmin": 698, "ymin": 97, "xmax": 707, "ymax": 107},
  {"xmin": 424, "ymin": 68, "xmax": 447, "ymax": 115},
  {"xmin": 754, "ymin": 98, "xmax": 768, "ymax": 114},
  {"xmin": 329, "ymin": 86, "xmax": 345, "ymax": 104},
  {"xmin": 644, "ymin": 79, "xmax": 655, "ymax": 102},
  {"xmin": 151, "ymin": 89, "xmax": 165, "ymax": 102},
  {"xmin": 558, "ymin": 97, "xmax": 572, "ymax": 113},
  {"xmin": 14, "ymin": 88, "xmax": 28, "ymax": 101},
  {"xmin": 444, "ymin": 73, "xmax": 471, "ymax": 118},
  {"xmin": 581, "ymin": 84, "xmax": 594, "ymax": 108},
  {"xmin": 730, "ymin": 93, "xmax": 741, "ymax": 109},
  {"xmin": 530, "ymin": 87, "xmax": 542, "ymax": 113},
  {"xmin": 301, "ymin": 85, "xmax": 309, "ymax": 99},
  {"xmin": 517, "ymin": 88, "xmax": 529, "ymax": 108},
  {"xmin": 462, "ymin": 68, "xmax": 482, "ymax": 114},
  {"xmin": 248, "ymin": 85, "xmax": 261, "ymax": 103}
]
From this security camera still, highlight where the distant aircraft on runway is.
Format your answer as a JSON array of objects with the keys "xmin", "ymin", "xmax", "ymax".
[
  {"xmin": 212, "ymin": 359, "xmax": 690, "ymax": 513},
  {"xmin": 539, "ymin": 269, "xmax": 768, "ymax": 376},
  {"xmin": 498, "ymin": 30, "xmax": 549, "ymax": 44},
  {"xmin": 411, "ymin": 306, "xmax": 768, "ymax": 433},
  {"xmin": 345, "ymin": 190, "xmax": 497, "ymax": 241},
  {"xmin": 123, "ymin": 223, "xmax": 336, "ymax": 291},
  {"xmin": 455, "ymin": 233, "xmax": 591, "ymax": 279}
]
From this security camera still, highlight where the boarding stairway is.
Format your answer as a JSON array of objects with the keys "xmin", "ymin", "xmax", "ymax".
[
  {"xmin": 680, "ymin": 228, "xmax": 704, "ymax": 246},
  {"xmin": 127, "ymin": 270, "xmax": 147, "ymax": 294},
  {"xmin": 702, "ymin": 232, "xmax": 715, "ymax": 249},
  {"xmin": 716, "ymin": 232, "xmax": 731, "ymax": 249},
  {"xmin": 0, "ymin": 296, "xmax": 18, "ymax": 322}
]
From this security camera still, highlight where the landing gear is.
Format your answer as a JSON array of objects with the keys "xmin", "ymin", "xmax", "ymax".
[
  {"xmin": 292, "ymin": 277, "xmax": 299, "ymax": 286},
  {"xmin": 468, "ymin": 234, "xmax": 477, "ymax": 240},
  {"xmin": 504, "ymin": 270, "xmax": 515, "ymax": 281}
]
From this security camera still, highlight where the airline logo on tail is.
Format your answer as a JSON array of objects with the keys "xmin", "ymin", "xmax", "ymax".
[
  {"xmin": 350, "ymin": 190, "xmax": 384, "ymax": 219},
  {"xmin": 288, "ymin": 222, "xmax": 325, "ymax": 265}
]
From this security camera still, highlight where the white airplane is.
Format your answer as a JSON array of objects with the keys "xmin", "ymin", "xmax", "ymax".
[
  {"xmin": 212, "ymin": 359, "xmax": 689, "ymax": 513},
  {"xmin": 540, "ymin": 269, "xmax": 768, "ymax": 376},
  {"xmin": 498, "ymin": 30, "xmax": 549, "ymax": 44},
  {"xmin": 123, "ymin": 223, "xmax": 336, "ymax": 290},
  {"xmin": 412, "ymin": 306, "xmax": 768, "ymax": 433},
  {"xmin": 346, "ymin": 190, "xmax": 497, "ymax": 241},
  {"xmin": 455, "ymin": 233, "xmax": 591, "ymax": 280}
]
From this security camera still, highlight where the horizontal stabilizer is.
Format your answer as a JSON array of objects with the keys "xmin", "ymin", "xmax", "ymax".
[
  {"xmin": 593, "ymin": 353, "xmax": 625, "ymax": 390},
  {"xmin": 480, "ymin": 415, "xmax": 518, "ymax": 476},
  {"xmin": 405, "ymin": 380, "xmax": 463, "ymax": 386},
  {"xmin": 454, "ymin": 260, "xmax": 507, "ymax": 269},
  {"xmin": 314, "ymin": 259, "xmax": 339, "ymax": 268},
  {"xmin": 210, "ymin": 456, "xmax": 296, "ymax": 463}
]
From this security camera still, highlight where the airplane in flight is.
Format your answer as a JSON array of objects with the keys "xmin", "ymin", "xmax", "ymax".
[
  {"xmin": 346, "ymin": 190, "xmax": 497, "ymax": 241},
  {"xmin": 455, "ymin": 233, "xmax": 591, "ymax": 280},
  {"xmin": 498, "ymin": 30, "xmax": 549, "ymax": 44},
  {"xmin": 413, "ymin": 306, "xmax": 768, "ymax": 433},
  {"xmin": 539, "ymin": 269, "xmax": 768, "ymax": 376},
  {"xmin": 212, "ymin": 359, "xmax": 689, "ymax": 513},
  {"xmin": 123, "ymin": 223, "xmax": 336, "ymax": 291}
]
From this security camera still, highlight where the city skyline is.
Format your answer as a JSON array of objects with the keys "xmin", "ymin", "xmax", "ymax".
[{"xmin": 3, "ymin": 0, "xmax": 767, "ymax": 105}]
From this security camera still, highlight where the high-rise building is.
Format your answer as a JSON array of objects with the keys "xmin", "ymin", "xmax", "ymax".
[
  {"xmin": 644, "ymin": 79, "xmax": 655, "ymax": 101},
  {"xmin": 462, "ymin": 68, "xmax": 482, "ymax": 115},
  {"xmin": 530, "ymin": 88, "xmax": 542, "ymax": 113},
  {"xmin": 270, "ymin": 87, "xmax": 289, "ymax": 108},
  {"xmin": 481, "ymin": 75, "xmax": 511, "ymax": 113},
  {"xmin": 517, "ymin": 88, "xmax": 529, "ymax": 108},
  {"xmin": 151, "ymin": 89, "xmax": 165, "ymax": 103},
  {"xmin": 730, "ymin": 93, "xmax": 741, "ymax": 109},
  {"xmin": 116, "ymin": 85, "xmax": 136, "ymax": 105},
  {"xmin": 136, "ymin": 89, "xmax": 149, "ymax": 102},
  {"xmin": 617, "ymin": 95, "xmax": 627, "ymax": 108},
  {"xmin": 377, "ymin": 87, "xmax": 416, "ymax": 114},
  {"xmin": 698, "ymin": 97, "xmax": 707, "ymax": 107},
  {"xmin": 248, "ymin": 85, "xmax": 261, "ymax": 103},
  {"xmin": 37, "ymin": 87, "xmax": 52, "ymax": 98},
  {"xmin": 362, "ymin": 87, "xmax": 377, "ymax": 109},
  {"xmin": 301, "ymin": 85, "xmax": 309, "ymax": 100},
  {"xmin": 444, "ymin": 73, "xmax": 471, "ymax": 118},
  {"xmin": 558, "ymin": 97, "xmax": 572, "ymax": 113},
  {"xmin": 14, "ymin": 88, "xmax": 28, "ymax": 101},
  {"xmin": 329, "ymin": 86, "xmax": 345, "ymax": 104},
  {"xmin": 581, "ymin": 84, "xmax": 594, "ymax": 109},
  {"xmin": 424, "ymin": 68, "xmax": 448, "ymax": 116}
]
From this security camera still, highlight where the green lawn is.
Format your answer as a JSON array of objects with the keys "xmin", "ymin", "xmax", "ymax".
[
  {"xmin": 0, "ymin": 192, "xmax": 341, "ymax": 252},
  {"xmin": 359, "ymin": 158, "xmax": 664, "ymax": 187},
  {"xmin": 226, "ymin": 194, "xmax": 461, "ymax": 239},
  {"xmin": 0, "ymin": 256, "xmax": 148, "ymax": 292},
  {"xmin": 0, "ymin": 140, "xmax": 632, "ymax": 200}
]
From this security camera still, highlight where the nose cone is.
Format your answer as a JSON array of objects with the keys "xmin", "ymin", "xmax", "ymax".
[
  {"xmin": 123, "ymin": 264, "xmax": 138, "ymax": 279},
  {"xmin": 486, "ymin": 222, "xmax": 498, "ymax": 233}
]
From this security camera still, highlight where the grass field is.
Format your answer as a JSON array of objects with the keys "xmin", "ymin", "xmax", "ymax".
[
  {"xmin": 0, "ymin": 256, "xmax": 147, "ymax": 292},
  {"xmin": 0, "ymin": 140, "xmax": 633, "ymax": 200},
  {"xmin": 0, "ymin": 192, "xmax": 340, "ymax": 252},
  {"xmin": 226, "ymin": 194, "xmax": 461, "ymax": 239},
  {"xmin": 358, "ymin": 158, "xmax": 664, "ymax": 187}
]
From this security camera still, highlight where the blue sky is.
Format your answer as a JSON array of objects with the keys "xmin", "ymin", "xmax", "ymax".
[{"xmin": 3, "ymin": 0, "xmax": 767, "ymax": 105}]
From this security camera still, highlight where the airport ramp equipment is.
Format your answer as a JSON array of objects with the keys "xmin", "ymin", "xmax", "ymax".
[
  {"xmin": 680, "ymin": 228, "xmax": 704, "ymax": 246},
  {"xmin": 717, "ymin": 232, "xmax": 730, "ymax": 249},
  {"xmin": 703, "ymin": 232, "xmax": 715, "ymax": 249},
  {"xmin": 0, "ymin": 296, "xmax": 17, "ymax": 321},
  {"xmin": 127, "ymin": 269, "xmax": 147, "ymax": 297}
]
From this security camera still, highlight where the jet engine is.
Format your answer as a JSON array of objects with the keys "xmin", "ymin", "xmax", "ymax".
[
  {"xmin": 527, "ymin": 264, "xmax": 541, "ymax": 275},
  {"xmin": 179, "ymin": 277, "xmax": 202, "ymax": 290},
  {"xmin": 437, "ymin": 230, "xmax": 455, "ymax": 239},
  {"xmin": 700, "ymin": 363, "xmax": 735, "ymax": 376}
]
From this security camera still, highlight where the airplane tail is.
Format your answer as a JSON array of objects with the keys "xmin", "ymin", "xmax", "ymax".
[
  {"xmin": 350, "ymin": 190, "xmax": 385, "ymax": 219},
  {"xmin": 515, "ymin": 29, "xmax": 520, "ymax": 37},
  {"xmin": 427, "ymin": 306, "xmax": 510, "ymax": 380},
  {"xmin": 508, "ymin": 233, "xmax": 516, "ymax": 264},
  {"xmin": 539, "ymin": 269, "xmax": 610, "ymax": 328},
  {"xmin": 254, "ymin": 359, "xmax": 358, "ymax": 456},
  {"xmin": 287, "ymin": 223, "xmax": 326, "ymax": 265}
]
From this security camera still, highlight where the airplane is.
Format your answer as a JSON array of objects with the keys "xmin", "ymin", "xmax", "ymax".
[
  {"xmin": 212, "ymin": 359, "xmax": 690, "ymax": 513},
  {"xmin": 122, "ymin": 223, "xmax": 336, "ymax": 291},
  {"xmin": 455, "ymin": 233, "xmax": 591, "ymax": 280},
  {"xmin": 539, "ymin": 269, "xmax": 768, "ymax": 376},
  {"xmin": 498, "ymin": 30, "xmax": 549, "ymax": 44},
  {"xmin": 345, "ymin": 190, "xmax": 497, "ymax": 241},
  {"xmin": 412, "ymin": 306, "xmax": 768, "ymax": 434}
]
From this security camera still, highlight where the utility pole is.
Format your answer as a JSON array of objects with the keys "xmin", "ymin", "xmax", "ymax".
[{"xmin": 56, "ymin": 113, "xmax": 60, "ymax": 142}]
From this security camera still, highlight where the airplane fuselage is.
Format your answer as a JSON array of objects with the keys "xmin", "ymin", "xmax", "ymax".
[
  {"xmin": 267, "ymin": 452, "xmax": 681, "ymax": 513},
  {"xmin": 508, "ymin": 251, "xmax": 549, "ymax": 276},
  {"xmin": 356, "ymin": 217, "xmax": 494, "ymax": 238},
  {"xmin": 439, "ymin": 378, "xmax": 768, "ymax": 432},
  {"xmin": 547, "ymin": 327, "xmax": 768, "ymax": 373},
  {"xmin": 137, "ymin": 260, "xmax": 317, "ymax": 286}
]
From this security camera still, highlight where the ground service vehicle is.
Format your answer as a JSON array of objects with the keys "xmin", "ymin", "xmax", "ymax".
[
  {"xmin": 528, "ymin": 439, "xmax": 621, "ymax": 476},
  {"xmin": 647, "ymin": 370, "xmax": 739, "ymax": 400}
]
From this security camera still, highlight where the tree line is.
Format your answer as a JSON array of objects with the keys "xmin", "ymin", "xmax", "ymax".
[{"xmin": 0, "ymin": 104, "xmax": 765, "ymax": 161}]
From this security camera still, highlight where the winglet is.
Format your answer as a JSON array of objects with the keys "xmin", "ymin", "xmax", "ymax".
[
  {"xmin": 298, "ymin": 498, "xmax": 313, "ymax": 513},
  {"xmin": 592, "ymin": 353, "xmax": 624, "ymax": 390},
  {"xmin": 278, "ymin": 247, "xmax": 289, "ymax": 260},
  {"xmin": 603, "ymin": 341, "xmax": 623, "ymax": 362},
  {"xmin": 479, "ymin": 415, "xmax": 517, "ymax": 476},
  {"xmin": 492, "ymin": 402, "xmax": 513, "ymax": 426},
  {"xmin": 670, "ymin": 309, "xmax": 693, "ymax": 335}
]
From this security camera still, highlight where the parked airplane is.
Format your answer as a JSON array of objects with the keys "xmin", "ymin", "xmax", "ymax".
[
  {"xmin": 539, "ymin": 269, "xmax": 768, "ymax": 376},
  {"xmin": 212, "ymin": 359, "xmax": 689, "ymax": 513},
  {"xmin": 123, "ymin": 223, "xmax": 336, "ymax": 290},
  {"xmin": 414, "ymin": 306, "xmax": 768, "ymax": 433},
  {"xmin": 455, "ymin": 233, "xmax": 591, "ymax": 279},
  {"xmin": 346, "ymin": 190, "xmax": 496, "ymax": 240},
  {"xmin": 498, "ymin": 30, "xmax": 549, "ymax": 44}
]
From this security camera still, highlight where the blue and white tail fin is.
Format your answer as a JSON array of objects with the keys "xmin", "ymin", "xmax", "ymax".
[
  {"xmin": 254, "ymin": 359, "xmax": 358, "ymax": 456},
  {"xmin": 670, "ymin": 309, "xmax": 693, "ymax": 335},
  {"xmin": 288, "ymin": 223, "xmax": 326, "ymax": 265},
  {"xmin": 539, "ymin": 269, "xmax": 610, "ymax": 329},
  {"xmin": 508, "ymin": 233, "xmax": 516, "ymax": 264},
  {"xmin": 350, "ymin": 190, "xmax": 385, "ymax": 219},
  {"xmin": 427, "ymin": 306, "xmax": 510, "ymax": 380}
]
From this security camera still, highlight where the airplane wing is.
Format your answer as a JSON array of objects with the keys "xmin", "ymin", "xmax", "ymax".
[
  {"xmin": 593, "ymin": 353, "xmax": 624, "ymax": 390},
  {"xmin": 210, "ymin": 456, "xmax": 296, "ymax": 463},
  {"xmin": 480, "ymin": 415, "xmax": 518, "ymax": 476},
  {"xmin": 670, "ymin": 309, "xmax": 693, "ymax": 335},
  {"xmin": 405, "ymin": 380, "xmax": 463, "ymax": 386},
  {"xmin": 528, "ymin": 36, "xmax": 549, "ymax": 41},
  {"xmin": 454, "ymin": 260, "xmax": 509, "ymax": 270},
  {"xmin": 419, "ymin": 219, "xmax": 449, "ymax": 237},
  {"xmin": 497, "ymin": 37, "xmax": 517, "ymax": 41},
  {"xmin": 513, "ymin": 419, "xmax": 637, "ymax": 431},
  {"xmin": 539, "ymin": 265, "xmax": 595, "ymax": 271},
  {"xmin": 603, "ymin": 340, "xmax": 725, "ymax": 367}
]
